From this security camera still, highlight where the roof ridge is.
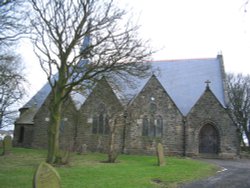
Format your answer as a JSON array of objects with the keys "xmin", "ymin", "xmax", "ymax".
[{"xmin": 151, "ymin": 57, "xmax": 217, "ymax": 63}]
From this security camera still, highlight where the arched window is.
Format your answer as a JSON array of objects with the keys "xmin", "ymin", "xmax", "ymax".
[
  {"xmin": 149, "ymin": 116, "xmax": 155, "ymax": 137},
  {"xmin": 142, "ymin": 115, "xmax": 163, "ymax": 137},
  {"xmin": 141, "ymin": 101, "xmax": 163, "ymax": 137},
  {"xmin": 92, "ymin": 103, "xmax": 109, "ymax": 135},
  {"xmin": 92, "ymin": 116, "xmax": 98, "ymax": 134},
  {"xmin": 156, "ymin": 116, "xmax": 163, "ymax": 137},
  {"xmin": 98, "ymin": 114, "xmax": 104, "ymax": 134}
]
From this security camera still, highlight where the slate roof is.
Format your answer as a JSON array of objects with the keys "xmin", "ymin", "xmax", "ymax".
[
  {"xmin": 150, "ymin": 56, "xmax": 226, "ymax": 115},
  {"xmin": 16, "ymin": 55, "xmax": 226, "ymax": 124},
  {"xmin": 114, "ymin": 55, "xmax": 226, "ymax": 115},
  {"xmin": 23, "ymin": 82, "xmax": 51, "ymax": 109},
  {"xmin": 15, "ymin": 82, "xmax": 51, "ymax": 124}
]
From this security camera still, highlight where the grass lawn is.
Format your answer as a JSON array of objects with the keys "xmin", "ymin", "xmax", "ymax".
[{"xmin": 0, "ymin": 147, "xmax": 218, "ymax": 188}]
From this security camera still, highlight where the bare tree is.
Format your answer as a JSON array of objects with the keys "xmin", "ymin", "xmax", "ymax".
[
  {"xmin": 28, "ymin": 0, "xmax": 153, "ymax": 164},
  {"xmin": 0, "ymin": 0, "xmax": 27, "ymax": 129},
  {"xmin": 0, "ymin": 52, "xmax": 26, "ymax": 129},
  {"xmin": 226, "ymin": 73, "xmax": 250, "ymax": 150},
  {"xmin": 0, "ymin": 0, "xmax": 26, "ymax": 46}
]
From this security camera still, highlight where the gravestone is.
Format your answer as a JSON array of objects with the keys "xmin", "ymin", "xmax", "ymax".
[
  {"xmin": 2, "ymin": 135, "xmax": 12, "ymax": 155},
  {"xmin": 156, "ymin": 143, "xmax": 165, "ymax": 166},
  {"xmin": 77, "ymin": 144, "xmax": 87, "ymax": 155},
  {"xmin": 33, "ymin": 162, "xmax": 61, "ymax": 188}
]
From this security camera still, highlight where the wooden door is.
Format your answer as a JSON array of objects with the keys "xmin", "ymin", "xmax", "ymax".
[{"xmin": 199, "ymin": 124, "xmax": 219, "ymax": 154}]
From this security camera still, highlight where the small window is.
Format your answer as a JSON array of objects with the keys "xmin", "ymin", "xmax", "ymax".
[
  {"xmin": 149, "ymin": 103, "xmax": 157, "ymax": 114},
  {"xmin": 92, "ymin": 116, "xmax": 98, "ymax": 134},
  {"xmin": 98, "ymin": 103, "xmax": 106, "ymax": 113},
  {"xmin": 142, "ymin": 116, "xmax": 149, "ymax": 136}
]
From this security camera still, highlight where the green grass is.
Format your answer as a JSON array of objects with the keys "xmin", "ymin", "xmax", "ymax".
[{"xmin": 0, "ymin": 147, "xmax": 218, "ymax": 188}]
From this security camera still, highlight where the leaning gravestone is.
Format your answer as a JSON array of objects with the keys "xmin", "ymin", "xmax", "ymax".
[
  {"xmin": 156, "ymin": 143, "xmax": 165, "ymax": 166},
  {"xmin": 2, "ymin": 135, "xmax": 12, "ymax": 155},
  {"xmin": 33, "ymin": 162, "xmax": 61, "ymax": 188}
]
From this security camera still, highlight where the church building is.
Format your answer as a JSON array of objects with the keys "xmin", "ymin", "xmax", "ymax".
[{"xmin": 13, "ymin": 55, "xmax": 239, "ymax": 158}]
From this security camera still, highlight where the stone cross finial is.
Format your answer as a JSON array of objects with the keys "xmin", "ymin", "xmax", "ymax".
[{"xmin": 205, "ymin": 80, "xmax": 211, "ymax": 89}]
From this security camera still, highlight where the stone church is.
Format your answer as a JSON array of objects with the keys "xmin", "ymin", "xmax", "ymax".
[{"xmin": 13, "ymin": 55, "xmax": 239, "ymax": 158}]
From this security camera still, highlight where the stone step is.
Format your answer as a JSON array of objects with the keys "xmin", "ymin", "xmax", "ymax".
[{"xmin": 198, "ymin": 153, "xmax": 220, "ymax": 159}]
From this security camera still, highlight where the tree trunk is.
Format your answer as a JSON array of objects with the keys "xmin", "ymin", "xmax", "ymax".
[
  {"xmin": 107, "ymin": 118, "xmax": 117, "ymax": 163},
  {"xmin": 46, "ymin": 92, "xmax": 63, "ymax": 164},
  {"xmin": 108, "ymin": 129, "xmax": 116, "ymax": 163}
]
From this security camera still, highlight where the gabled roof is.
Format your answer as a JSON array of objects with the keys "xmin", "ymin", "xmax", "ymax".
[
  {"xmin": 17, "ymin": 79, "xmax": 86, "ymax": 124},
  {"xmin": 186, "ymin": 86, "xmax": 227, "ymax": 117},
  {"xmin": 114, "ymin": 55, "xmax": 226, "ymax": 115},
  {"xmin": 16, "ymin": 82, "xmax": 52, "ymax": 124},
  {"xmin": 21, "ymin": 81, "xmax": 87, "ymax": 111},
  {"xmin": 149, "ymin": 55, "xmax": 226, "ymax": 115},
  {"xmin": 23, "ymin": 82, "xmax": 51, "ymax": 109},
  {"xmin": 17, "ymin": 54, "xmax": 226, "ymax": 123}
]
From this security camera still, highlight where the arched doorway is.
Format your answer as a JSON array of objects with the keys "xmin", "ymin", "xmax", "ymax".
[{"xmin": 199, "ymin": 124, "xmax": 219, "ymax": 154}]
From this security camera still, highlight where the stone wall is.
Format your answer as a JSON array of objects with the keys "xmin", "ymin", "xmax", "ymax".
[
  {"xmin": 13, "ymin": 76, "xmax": 240, "ymax": 159},
  {"xmin": 125, "ymin": 75, "xmax": 184, "ymax": 155},
  {"xmin": 13, "ymin": 124, "xmax": 34, "ymax": 148},
  {"xmin": 76, "ymin": 78, "xmax": 124, "ymax": 153},
  {"xmin": 32, "ymin": 93, "xmax": 77, "ymax": 150},
  {"xmin": 186, "ymin": 87, "xmax": 239, "ymax": 158}
]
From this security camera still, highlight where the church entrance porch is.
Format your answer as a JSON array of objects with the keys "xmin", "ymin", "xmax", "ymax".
[{"xmin": 199, "ymin": 124, "xmax": 219, "ymax": 154}]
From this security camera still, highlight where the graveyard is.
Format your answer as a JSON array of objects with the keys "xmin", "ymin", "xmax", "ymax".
[{"xmin": 0, "ymin": 146, "xmax": 218, "ymax": 188}]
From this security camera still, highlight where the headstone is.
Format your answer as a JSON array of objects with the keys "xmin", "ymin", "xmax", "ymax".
[
  {"xmin": 156, "ymin": 143, "xmax": 165, "ymax": 166},
  {"xmin": 77, "ymin": 144, "xmax": 87, "ymax": 155},
  {"xmin": 33, "ymin": 162, "xmax": 61, "ymax": 188},
  {"xmin": 2, "ymin": 135, "xmax": 12, "ymax": 155}
]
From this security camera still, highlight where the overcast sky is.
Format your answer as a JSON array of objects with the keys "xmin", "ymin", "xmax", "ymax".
[
  {"xmin": 20, "ymin": 0, "xmax": 250, "ymax": 99},
  {"xmin": 118, "ymin": 0, "xmax": 250, "ymax": 74}
]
